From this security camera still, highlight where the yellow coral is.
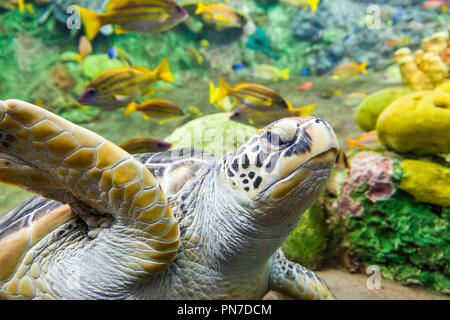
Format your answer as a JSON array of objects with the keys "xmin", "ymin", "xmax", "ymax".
[
  {"xmin": 399, "ymin": 160, "xmax": 450, "ymax": 207},
  {"xmin": 395, "ymin": 32, "xmax": 450, "ymax": 90},
  {"xmin": 376, "ymin": 90, "xmax": 450, "ymax": 155}
]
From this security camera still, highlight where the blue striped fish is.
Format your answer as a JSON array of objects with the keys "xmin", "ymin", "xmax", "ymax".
[
  {"xmin": 123, "ymin": 98, "xmax": 184, "ymax": 120},
  {"xmin": 76, "ymin": 0, "xmax": 189, "ymax": 40},
  {"xmin": 78, "ymin": 57, "xmax": 175, "ymax": 108},
  {"xmin": 214, "ymin": 77, "xmax": 291, "ymax": 111}
]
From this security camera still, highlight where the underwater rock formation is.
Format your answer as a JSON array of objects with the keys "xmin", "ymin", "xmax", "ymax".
[
  {"xmin": 164, "ymin": 112, "xmax": 257, "ymax": 156},
  {"xmin": 399, "ymin": 160, "xmax": 450, "ymax": 207},
  {"xmin": 282, "ymin": 202, "xmax": 328, "ymax": 270},
  {"xmin": 324, "ymin": 151, "xmax": 449, "ymax": 294},
  {"xmin": 354, "ymin": 87, "xmax": 412, "ymax": 132},
  {"xmin": 49, "ymin": 63, "xmax": 75, "ymax": 92},
  {"xmin": 376, "ymin": 90, "xmax": 450, "ymax": 155},
  {"xmin": 80, "ymin": 54, "xmax": 124, "ymax": 79}
]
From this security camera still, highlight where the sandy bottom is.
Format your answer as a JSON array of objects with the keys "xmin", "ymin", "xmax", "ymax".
[{"xmin": 264, "ymin": 269, "xmax": 448, "ymax": 300}]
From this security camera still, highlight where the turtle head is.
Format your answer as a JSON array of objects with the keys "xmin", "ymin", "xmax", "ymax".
[{"xmin": 224, "ymin": 117, "xmax": 339, "ymax": 228}]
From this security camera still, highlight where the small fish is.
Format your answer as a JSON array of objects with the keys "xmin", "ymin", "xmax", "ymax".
[
  {"xmin": 422, "ymin": 0, "xmax": 448, "ymax": 11},
  {"xmin": 342, "ymin": 92, "xmax": 368, "ymax": 107},
  {"xmin": 385, "ymin": 35, "xmax": 411, "ymax": 48},
  {"xmin": 231, "ymin": 63, "xmax": 245, "ymax": 71},
  {"xmin": 214, "ymin": 78, "xmax": 291, "ymax": 112},
  {"xmin": 33, "ymin": 99, "xmax": 44, "ymax": 107},
  {"xmin": 76, "ymin": 36, "xmax": 92, "ymax": 63},
  {"xmin": 300, "ymin": 67, "xmax": 311, "ymax": 76},
  {"xmin": 297, "ymin": 82, "xmax": 314, "ymax": 92},
  {"xmin": 331, "ymin": 61, "xmax": 368, "ymax": 79},
  {"xmin": 330, "ymin": 87, "xmax": 342, "ymax": 96},
  {"xmin": 76, "ymin": 0, "xmax": 189, "ymax": 40},
  {"xmin": 123, "ymin": 98, "xmax": 184, "ymax": 120},
  {"xmin": 119, "ymin": 136, "xmax": 172, "ymax": 154},
  {"xmin": 200, "ymin": 39, "xmax": 210, "ymax": 47},
  {"xmin": 346, "ymin": 131, "xmax": 383, "ymax": 152},
  {"xmin": 78, "ymin": 57, "xmax": 175, "ymax": 108},
  {"xmin": 280, "ymin": 0, "xmax": 320, "ymax": 12},
  {"xmin": 195, "ymin": 2, "xmax": 242, "ymax": 29},
  {"xmin": 230, "ymin": 104, "xmax": 316, "ymax": 128},
  {"xmin": 186, "ymin": 105, "xmax": 203, "ymax": 117},
  {"xmin": 184, "ymin": 46, "xmax": 203, "ymax": 65},
  {"xmin": 107, "ymin": 45, "xmax": 132, "ymax": 65},
  {"xmin": 18, "ymin": 0, "xmax": 34, "ymax": 13},
  {"xmin": 250, "ymin": 64, "xmax": 290, "ymax": 82}
]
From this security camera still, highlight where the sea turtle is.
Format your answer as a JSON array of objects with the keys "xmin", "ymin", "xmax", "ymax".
[{"xmin": 0, "ymin": 99, "xmax": 339, "ymax": 300}]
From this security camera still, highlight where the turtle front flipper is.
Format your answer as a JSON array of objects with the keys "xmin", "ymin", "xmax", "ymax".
[
  {"xmin": 0, "ymin": 100, "xmax": 180, "ymax": 281},
  {"xmin": 269, "ymin": 250, "xmax": 336, "ymax": 300}
]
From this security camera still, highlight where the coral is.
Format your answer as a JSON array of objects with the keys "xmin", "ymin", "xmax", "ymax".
[
  {"xmin": 376, "ymin": 90, "xmax": 450, "ymax": 155},
  {"xmin": 399, "ymin": 160, "xmax": 450, "ymax": 207},
  {"xmin": 325, "ymin": 150, "xmax": 450, "ymax": 294},
  {"xmin": 395, "ymin": 31, "xmax": 450, "ymax": 90},
  {"xmin": 164, "ymin": 113, "xmax": 257, "ymax": 156},
  {"xmin": 436, "ymin": 80, "xmax": 450, "ymax": 93},
  {"xmin": 246, "ymin": 26, "xmax": 277, "ymax": 58},
  {"xmin": 354, "ymin": 87, "xmax": 412, "ymax": 132},
  {"xmin": 282, "ymin": 202, "xmax": 328, "ymax": 270},
  {"xmin": 49, "ymin": 63, "xmax": 76, "ymax": 92},
  {"xmin": 339, "ymin": 153, "xmax": 397, "ymax": 217},
  {"xmin": 13, "ymin": 33, "xmax": 44, "ymax": 72}
]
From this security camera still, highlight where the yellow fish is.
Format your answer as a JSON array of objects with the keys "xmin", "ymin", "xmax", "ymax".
[
  {"xmin": 331, "ymin": 61, "xmax": 368, "ymax": 79},
  {"xmin": 76, "ymin": 36, "xmax": 92, "ymax": 63},
  {"xmin": 184, "ymin": 46, "xmax": 204, "ymax": 65},
  {"xmin": 124, "ymin": 98, "xmax": 185, "ymax": 120},
  {"xmin": 346, "ymin": 130, "xmax": 384, "ymax": 152},
  {"xmin": 280, "ymin": 0, "xmax": 320, "ymax": 12},
  {"xmin": 18, "ymin": 0, "xmax": 34, "ymax": 13},
  {"xmin": 186, "ymin": 105, "xmax": 203, "ymax": 117},
  {"xmin": 250, "ymin": 64, "xmax": 290, "ymax": 82},
  {"xmin": 200, "ymin": 39, "xmax": 210, "ymax": 47},
  {"xmin": 214, "ymin": 77, "xmax": 291, "ymax": 111},
  {"xmin": 78, "ymin": 57, "xmax": 175, "ymax": 108},
  {"xmin": 230, "ymin": 104, "xmax": 316, "ymax": 128},
  {"xmin": 195, "ymin": 2, "xmax": 242, "ymax": 29},
  {"xmin": 76, "ymin": 0, "xmax": 189, "ymax": 40}
]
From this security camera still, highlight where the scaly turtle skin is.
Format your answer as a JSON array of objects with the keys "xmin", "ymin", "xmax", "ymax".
[{"xmin": 0, "ymin": 99, "xmax": 339, "ymax": 300}]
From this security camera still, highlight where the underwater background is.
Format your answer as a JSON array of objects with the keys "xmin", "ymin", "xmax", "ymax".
[{"xmin": 0, "ymin": 0, "xmax": 449, "ymax": 299}]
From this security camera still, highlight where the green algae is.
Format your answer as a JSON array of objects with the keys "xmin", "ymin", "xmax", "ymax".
[
  {"xmin": 345, "ymin": 185, "xmax": 450, "ymax": 294},
  {"xmin": 282, "ymin": 202, "xmax": 328, "ymax": 270}
]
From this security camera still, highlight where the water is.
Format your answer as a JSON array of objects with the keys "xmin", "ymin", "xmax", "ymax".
[{"xmin": 0, "ymin": 0, "xmax": 448, "ymax": 298}]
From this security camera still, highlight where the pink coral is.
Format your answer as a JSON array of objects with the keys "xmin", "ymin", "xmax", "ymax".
[{"xmin": 339, "ymin": 152, "xmax": 396, "ymax": 217}]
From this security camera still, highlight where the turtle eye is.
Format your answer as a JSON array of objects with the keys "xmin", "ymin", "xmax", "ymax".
[{"xmin": 265, "ymin": 125, "xmax": 296, "ymax": 149}]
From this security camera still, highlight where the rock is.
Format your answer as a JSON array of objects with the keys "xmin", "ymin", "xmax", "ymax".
[
  {"xmin": 282, "ymin": 202, "xmax": 328, "ymax": 270},
  {"xmin": 339, "ymin": 152, "xmax": 397, "ymax": 217},
  {"xmin": 164, "ymin": 113, "xmax": 257, "ymax": 156},
  {"xmin": 49, "ymin": 63, "xmax": 76, "ymax": 92},
  {"xmin": 354, "ymin": 87, "xmax": 412, "ymax": 132},
  {"xmin": 376, "ymin": 90, "xmax": 450, "ymax": 155},
  {"xmin": 80, "ymin": 54, "xmax": 124, "ymax": 79},
  {"xmin": 399, "ymin": 160, "xmax": 450, "ymax": 207}
]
